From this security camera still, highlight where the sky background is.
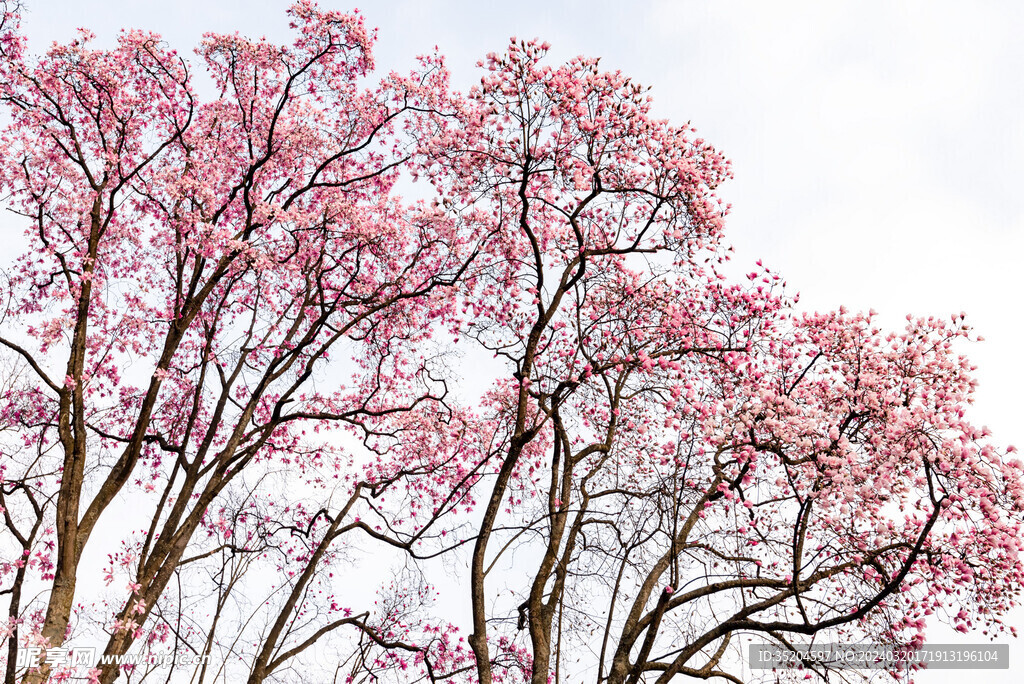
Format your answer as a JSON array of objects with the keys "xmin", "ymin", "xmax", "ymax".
[{"xmin": 8, "ymin": 1, "xmax": 1024, "ymax": 681}]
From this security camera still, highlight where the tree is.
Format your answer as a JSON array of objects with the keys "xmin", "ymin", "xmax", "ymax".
[
  {"xmin": 0, "ymin": 3, "xmax": 490, "ymax": 682},
  {"xmin": 1, "ymin": 4, "xmax": 1021, "ymax": 684}
]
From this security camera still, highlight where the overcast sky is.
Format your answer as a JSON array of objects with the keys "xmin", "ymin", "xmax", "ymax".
[{"xmin": 10, "ymin": 1, "xmax": 1024, "ymax": 681}]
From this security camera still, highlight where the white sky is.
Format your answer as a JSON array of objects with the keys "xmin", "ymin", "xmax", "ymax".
[{"xmin": 10, "ymin": 1, "xmax": 1024, "ymax": 681}]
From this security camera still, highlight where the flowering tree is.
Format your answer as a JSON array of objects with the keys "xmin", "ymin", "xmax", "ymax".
[
  {"xmin": 425, "ymin": 42, "xmax": 1024, "ymax": 684},
  {"xmin": 1, "ymin": 4, "xmax": 1022, "ymax": 684},
  {"xmin": 0, "ymin": 3, "xmax": 494, "ymax": 683}
]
